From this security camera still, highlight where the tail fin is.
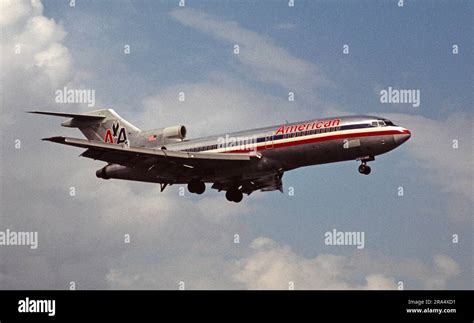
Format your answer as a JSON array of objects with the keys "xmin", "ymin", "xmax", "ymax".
[{"xmin": 28, "ymin": 109, "xmax": 141, "ymax": 143}]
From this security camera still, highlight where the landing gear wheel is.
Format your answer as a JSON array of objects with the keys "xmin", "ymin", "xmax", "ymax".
[
  {"xmin": 233, "ymin": 191, "xmax": 243, "ymax": 203},
  {"xmin": 358, "ymin": 164, "xmax": 371, "ymax": 175},
  {"xmin": 226, "ymin": 190, "xmax": 243, "ymax": 203},
  {"xmin": 188, "ymin": 180, "xmax": 205, "ymax": 194},
  {"xmin": 194, "ymin": 182, "xmax": 205, "ymax": 195}
]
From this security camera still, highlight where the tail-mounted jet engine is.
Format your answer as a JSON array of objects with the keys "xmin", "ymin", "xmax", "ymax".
[
  {"xmin": 162, "ymin": 125, "xmax": 186, "ymax": 140},
  {"xmin": 142, "ymin": 125, "xmax": 187, "ymax": 145}
]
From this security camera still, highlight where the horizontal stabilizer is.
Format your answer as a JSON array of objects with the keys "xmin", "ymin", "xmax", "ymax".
[{"xmin": 28, "ymin": 111, "xmax": 105, "ymax": 121}]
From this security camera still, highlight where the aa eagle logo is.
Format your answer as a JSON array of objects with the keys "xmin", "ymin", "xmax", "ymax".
[{"xmin": 104, "ymin": 121, "xmax": 128, "ymax": 145}]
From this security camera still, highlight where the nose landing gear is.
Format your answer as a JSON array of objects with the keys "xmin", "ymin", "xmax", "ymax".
[{"xmin": 357, "ymin": 156, "xmax": 374, "ymax": 175}]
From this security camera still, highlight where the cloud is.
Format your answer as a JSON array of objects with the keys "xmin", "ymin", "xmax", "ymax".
[
  {"xmin": 140, "ymin": 8, "xmax": 341, "ymax": 139},
  {"xmin": 142, "ymin": 7, "xmax": 341, "ymax": 139},
  {"xmin": 383, "ymin": 112, "xmax": 473, "ymax": 221},
  {"xmin": 0, "ymin": 0, "xmax": 42, "ymax": 28},
  {"xmin": 0, "ymin": 0, "xmax": 74, "ymax": 131},
  {"xmin": 232, "ymin": 237, "xmax": 397, "ymax": 290},
  {"xmin": 0, "ymin": 1, "xmax": 71, "ymax": 85},
  {"xmin": 103, "ymin": 236, "xmax": 463, "ymax": 290},
  {"xmin": 433, "ymin": 254, "xmax": 461, "ymax": 276},
  {"xmin": 140, "ymin": 72, "xmax": 308, "ymax": 136},
  {"xmin": 169, "ymin": 8, "xmax": 332, "ymax": 103},
  {"xmin": 231, "ymin": 238, "xmax": 462, "ymax": 290},
  {"xmin": 424, "ymin": 254, "xmax": 462, "ymax": 289},
  {"xmin": 272, "ymin": 22, "xmax": 297, "ymax": 31},
  {"xmin": 98, "ymin": 191, "xmax": 259, "ymax": 290}
]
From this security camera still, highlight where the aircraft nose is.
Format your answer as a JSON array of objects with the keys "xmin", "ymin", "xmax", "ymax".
[{"xmin": 394, "ymin": 128, "xmax": 411, "ymax": 145}]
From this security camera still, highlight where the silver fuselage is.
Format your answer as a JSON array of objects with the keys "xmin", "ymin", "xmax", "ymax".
[{"xmin": 139, "ymin": 115, "xmax": 410, "ymax": 182}]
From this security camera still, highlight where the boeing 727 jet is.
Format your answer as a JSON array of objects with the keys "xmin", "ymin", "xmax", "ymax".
[{"xmin": 29, "ymin": 109, "xmax": 411, "ymax": 202}]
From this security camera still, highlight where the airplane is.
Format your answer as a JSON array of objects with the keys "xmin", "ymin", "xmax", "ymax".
[{"xmin": 29, "ymin": 109, "xmax": 411, "ymax": 203}]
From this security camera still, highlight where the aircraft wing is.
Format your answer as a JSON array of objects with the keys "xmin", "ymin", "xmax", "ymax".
[
  {"xmin": 42, "ymin": 136, "xmax": 257, "ymax": 169},
  {"xmin": 43, "ymin": 136, "xmax": 283, "ymax": 195}
]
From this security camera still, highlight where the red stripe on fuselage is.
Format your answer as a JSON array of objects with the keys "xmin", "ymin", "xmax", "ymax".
[{"xmin": 224, "ymin": 129, "xmax": 404, "ymax": 153}]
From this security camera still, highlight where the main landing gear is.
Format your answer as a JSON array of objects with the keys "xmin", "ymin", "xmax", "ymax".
[
  {"xmin": 358, "ymin": 163, "xmax": 371, "ymax": 175},
  {"xmin": 188, "ymin": 180, "xmax": 206, "ymax": 194},
  {"xmin": 225, "ymin": 189, "xmax": 243, "ymax": 203}
]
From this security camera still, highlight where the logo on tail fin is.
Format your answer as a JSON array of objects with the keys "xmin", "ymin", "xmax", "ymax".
[{"xmin": 104, "ymin": 121, "xmax": 128, "ymax": 145}]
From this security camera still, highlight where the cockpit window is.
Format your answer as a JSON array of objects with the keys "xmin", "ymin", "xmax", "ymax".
[
  {"xmin": 371, "ymin": 121, "xmax": 378, "ymax": 127},
  {"xmin": 378, "ymin": 120, "xmax": 386, "ymax": 126},
  {"xmin": 383, "ymin": 119, "xmax": 395, "ymax": 126}
]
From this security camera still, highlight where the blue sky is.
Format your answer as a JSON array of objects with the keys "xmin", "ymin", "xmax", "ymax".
[{"xmin": 1, "ymin": 0, "xmax": 472, "ymax": 289}]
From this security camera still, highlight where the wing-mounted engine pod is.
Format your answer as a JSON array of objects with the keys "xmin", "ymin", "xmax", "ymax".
[{"xmin": 162, "ymin": 125, "xmax": 186, "ymax": 140}]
